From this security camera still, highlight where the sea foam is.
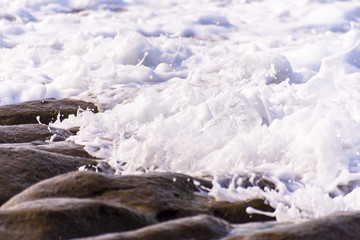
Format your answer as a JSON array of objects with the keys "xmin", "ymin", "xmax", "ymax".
[{"xmin": 1, "ymin": 0, "xmax": 360, "ymax": 221}]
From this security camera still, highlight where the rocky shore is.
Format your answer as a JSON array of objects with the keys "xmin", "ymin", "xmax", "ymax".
[{"xmin": 0, "ymin": 98, "xmax": 359, "ymax": 240}]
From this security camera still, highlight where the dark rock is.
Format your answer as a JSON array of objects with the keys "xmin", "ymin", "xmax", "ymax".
[
  {"xmin": 0, "ymin": 198, "xmax": 151, "ymax": 240},
  {"xmin": 239, "ymin": 175, "xmax": 276, "ymax": 191},
  {"xmin": 330, "ymin": 180, "xmax": 360, "ymax": 198},
  {"xmin": 2, "ymin": 171, "xmax": 275, "ymax": 224},
  {"xmin": 210, "ymin": 199, "xmax": 275, "ymax": 223},
  {"xmin": 0, "ymin": 145, "xmax": 98, "ymax": 205},
  {"xmin": 222, "ymin": 211, "xmax": 360, "ymax": 240},
  {"xmin": 0, "ymin": 98, "xmax": 98, "ymax": 125},
  {"xmin": 0, "ymin": 141, "xmax": 97, "ymax": 159},
  {"xmin": 0, "ymin": 124, "xmax": 74, "ymax": 143},
  {"xmin": 31, "ymin": 141, "xmax": 96, "ymax": 159},
  {"xmin": 216, "ymin": 173, "xmax": 276, "ymax": 191},
  {"xmin": 67, "ymin": 126, "xmax": 81, "ymax": 135},
  {"xmin": 71, "ymin": 214, "xmax": 231, "ymax": 240},
  {"xmin": 1, "ymin": 171, "xmax": 210, "ymax": 218}
]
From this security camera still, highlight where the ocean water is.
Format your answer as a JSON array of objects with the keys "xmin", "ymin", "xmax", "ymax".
[{"xmin": 1, "ymin": 0, "xmax": 360, "ymax": 222}]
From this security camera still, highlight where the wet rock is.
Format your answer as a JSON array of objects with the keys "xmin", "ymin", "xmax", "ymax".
[
  {"xmin": 0, "ymin": 139, "xmax": 96, "ymax": 160},
  {"xmin": 330, "ymin": 180, "xmax": 360, "ymax": 198},
  {"xmin": 222, "ymin": 211, "xmax": 360, "ymax": 240},
  {"xmin": 0, "ymin": 198, "xmax": 151, "ymax": 240},
  {"xmin": 0, "ymin": 141, "xmax": 98, "ymax": 159},
  {"xmin": 67, "ymin": 126, "xmax": 81, "ymax": 135},
  {"xmin": 0, "ymin": 98, "xmax": 98, "ymax": 125},
  {"xmin": 216, "ymin": 173, "xmax": 276, "ymax": 191},
  {"xmin": 2, "ymin": 171, "xmax": 210, "ymax": 218},
  {"xmin": 239, "ymin": 175, "xmax": 276, "ymax": 191},
  {"xmin": 0, "ymin": 124, "xmax": 74, "ymax": 143},
  {"xmin": 0, "ymin": 146, "xmax": 98, "ymax": 205},
  {"xmin": 210, "ymin": 199, "xmax": 275, "ymax": 223},
  {"xmin": 31, "ymin": 141, "xmax": 97, "ymax": 159},
  {"xmin": 2, "ymin": 171, "xmax": 275, "ymax": 224},
  {"xmin": 71, "ymin": 214, "xmax": 231, "ymax": 240}
]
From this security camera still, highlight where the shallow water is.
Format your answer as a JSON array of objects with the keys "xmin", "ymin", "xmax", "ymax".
[{"xmin": 1, "ymin": 0, "xmax": 360, "ymax": 222}]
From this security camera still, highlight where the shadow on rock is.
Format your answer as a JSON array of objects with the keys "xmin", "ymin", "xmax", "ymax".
[
  {"xmin": 0, "ymin": 198, "xmax": 151, "ymax": 240},
  {"xmin": 71, "ymin": 214, "xmax": 231, "ymax": 240},
  {"xmin": 0, "ymin": 146, "xmax": 99, "ymax": 205}
]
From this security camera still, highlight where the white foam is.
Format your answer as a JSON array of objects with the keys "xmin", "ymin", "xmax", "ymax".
[{"xmin": 1, "ymin": 0, "xmax": 360, "ymax": 222}]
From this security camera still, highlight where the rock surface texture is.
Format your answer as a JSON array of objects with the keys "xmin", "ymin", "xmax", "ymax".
[
  {"xmin": 72, "ymin": 214, "xmax": 231, "ymax": 240},
  {"xmin": 0, "ymin": 98, "xmax": 98, "ymax": 125},
  {"xmin": 1, "ymin": 98, "xmax": 358, "ymax": 240},
  {"xmin": 222, "ymin": 211, "xmax": 360, "ymax": 240}
]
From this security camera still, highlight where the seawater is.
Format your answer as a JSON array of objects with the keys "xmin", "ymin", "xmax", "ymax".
[{"xmin": 1, "ymin": 0, "xmax": 360, "ymax": 222}]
